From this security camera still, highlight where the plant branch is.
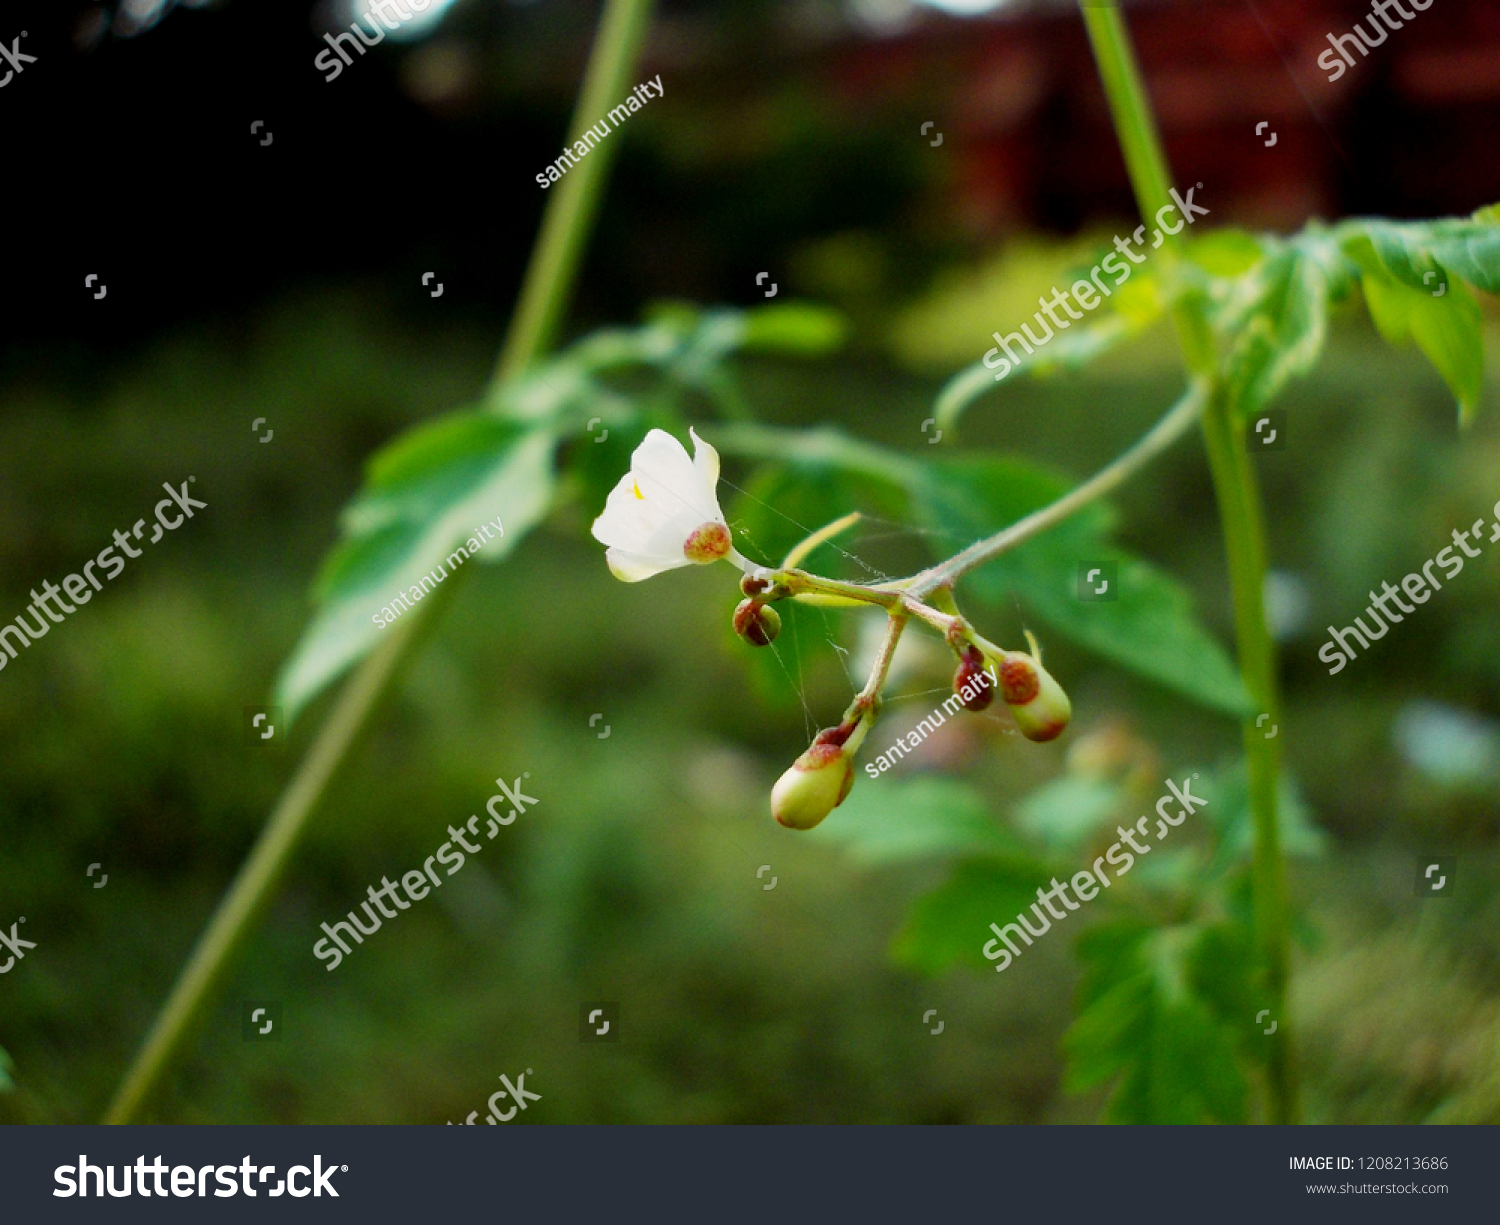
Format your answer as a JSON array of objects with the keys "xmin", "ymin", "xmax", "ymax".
[
  {"xmin": 853, "ymin": 613, "xmax": 908, "ymax": 708},
  {"xmin": 493, "ymin": 0, "xmax": 657, "ymax": 384},
  {"xmin": 909, "ymin": 378, "xmax": 1209, "ymax": 597},
  {"xmin": 103, "ymin": 0, "xmax": 657, "ymax": 1125}
]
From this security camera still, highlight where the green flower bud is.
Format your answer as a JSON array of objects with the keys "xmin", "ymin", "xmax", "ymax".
[
  {"xmin": 770, "ymin": 720, "xmax": 868, "ymax": 830},
  {"xmin": 733, "ymin": 598, "xmax": 781, "ymax": 646},
  {"xmin": 998, "ymin": 651, "xmax": 1071, "ymax": 742},
  {"xmin": 952, "ymin": 645, "xmax": 994, "ymax": 712}
]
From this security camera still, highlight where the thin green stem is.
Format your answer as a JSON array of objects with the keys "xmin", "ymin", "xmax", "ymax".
[
  {"xmin": 104, "ymin": 0, "xmax": 656, "ymax": 1125},
  {"xmin": 852, "ymin": 613, "xmax": 908, "ymax": 707},
  {"xmin": 1078, "ymin": 2, "xmax": 1175, "ymax": 233},
  {"xmin": 909, "ymin": 379, "xmax": 1209, "ymax": 598},
  {"xmin": 1080, "ymin": 0, "xmax": 1295, "ymax": 1123}
]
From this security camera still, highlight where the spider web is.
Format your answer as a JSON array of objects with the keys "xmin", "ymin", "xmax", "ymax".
[{"xmin": 719, "ymin": 473, "xmax": 968, "ymax": 738}]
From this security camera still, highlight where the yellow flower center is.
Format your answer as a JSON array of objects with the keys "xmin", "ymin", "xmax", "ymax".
[
  {"xmin": 632, "ymin": 479, "xmax": 644, "ymax": 500},
  {"xmin": 683, "ymin": 521, "xmax": 731, "ymax": 563}
]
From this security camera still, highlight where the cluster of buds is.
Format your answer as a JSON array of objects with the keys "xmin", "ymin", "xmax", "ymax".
[
  {"xmin": 587, "ymin": 426, "xmax": 1077, "ymax": 834},
  {"xmin": 947, "ymin": 633, "xmax": 1071, "ymax": 742},
  {"xmin": 733, "ymin": 573, "xmax": 782, "ymax": 647}
]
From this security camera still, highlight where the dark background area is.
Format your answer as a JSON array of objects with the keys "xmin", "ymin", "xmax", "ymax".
[{"xmin": 7, "ymin": 0, "xmax": 1500, "ymax": 358}]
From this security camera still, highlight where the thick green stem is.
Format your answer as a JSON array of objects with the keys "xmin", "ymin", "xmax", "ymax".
[
  {"xmin": 494, "ymin": 0, "xmax": 656, "ymax": 383},
  {"xmin": 104, "ymin": 0, "xmax": 656, "ymax": 1124},
  {"xmin": 1080, "ymin": 0, "xmax": 1295, "ymax": 1123}
]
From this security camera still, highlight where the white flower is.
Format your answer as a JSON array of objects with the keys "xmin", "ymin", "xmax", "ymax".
[{"xmin": 591, "ymin": 428, "xmax": 747, "ymax": 582}]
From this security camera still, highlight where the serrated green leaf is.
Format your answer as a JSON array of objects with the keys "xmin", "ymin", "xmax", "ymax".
[
  {"xmin": 1203, "ymin": 758, "xmax": 1325, "ymax": 875},
  {"xmin": 914, "ymin": 457, "xmax": 1252, "ymax": 717},
  {"xmin": 1342, "ymin": 214, "xmax": 1500, "ymax": 295},
  {"xmin": 891, "ymin": 856, "xmax": 1056, "ymax": 975},
  {"xmin": 1359, "ymin": 262, "xmax": 1484, "ymax": 424},
  {"xmin": 275, "ymin": 416, "xmax": 556, "ymax": 722},
  {"xmin": 1064, "ymin": 922, "xmax": 1249, "ymax": 1122},
  {"xmin": 1222, "ymin": 244, "xmax": 1331, "ymax": 417},
  {"xmin": 811, "ymin": 776, "xmax": 1016, "ymax": 865}
]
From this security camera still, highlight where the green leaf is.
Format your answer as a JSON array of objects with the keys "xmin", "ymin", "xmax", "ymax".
[
  {"xmin": 891, "ymin": 856, "xmax": 1056, "ymax": 975},
  {"xmin": 914, "ymin": 457, "xmax": 1252, "ymax": 717},
  {"xmin": 1184, "ymin": 227, "xmax": 1266, "ymax": 278},
  {"xmin": 0, "ymin": 1045, "xmax": 13, "ymax": 1093},
  {"xmin": 275, "ymin": 414, "xmax": 556, "ymax": 722},
  {"xmin": 812, "ymin": 776, "xmax": 1016, "ymax": 866},
  {"xmin": 1344, "ymin": 213, "xmax": 1500, "ymax": 295},
  {"xmin": 1359, "ymin": 260, "xmax": 1484, "ymax": 424},
  {"xmin": 1221, "ymin": 242, "xmax": 1332, "ymax": 417},
  {"xmin": 1064, "ymin": 922, "xmax": 1249, "ymax": 1123}
]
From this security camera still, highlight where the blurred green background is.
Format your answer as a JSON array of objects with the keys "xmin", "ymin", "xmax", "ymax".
[{"xmin": 3, "ymin": 0, "xmax": 1500, "ymax": 1123}]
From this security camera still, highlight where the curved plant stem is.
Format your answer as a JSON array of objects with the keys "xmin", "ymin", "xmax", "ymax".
[
  {"xmin": 1080, "ymin": 0, "xmax": 1296, "ymax": 1123},
  {"xmin": 104, "ymin": 0, "xmax": 657, "ymax": 1125},
  {"xmin": 909, "ymin": 378, "xmax": 1209, "ymax": 597}
]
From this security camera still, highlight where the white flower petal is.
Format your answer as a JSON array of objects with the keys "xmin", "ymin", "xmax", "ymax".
[
  {"xmin": 630, "ymin": 430, "xmax": 701, "ymax": 514},
  {"xmin": 605, "ymin": 545, "xmax": 689, "ymax": 582},
  {"xmin": 689, "ymin": 428, "xmax": 722, "ymax": 510},
  {"xmin": 594, "ymin": 428, "xmax": 735, "ymax": 582},
  {"xmin": 593, "ymin": 471, "xmax": 671, "ymax": 550}
]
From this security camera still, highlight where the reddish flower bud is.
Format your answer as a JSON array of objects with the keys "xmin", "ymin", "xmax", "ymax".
[
  {"xmin": 999, "ymin": 650, "xmax": 1071, "ymax": 742},
  {"xmin": 733, "ymin": 598, "xmax": 781, "ymax": 646},
  {"xmin": 952, "ymin": 646, "xmax": 995, "ymax": 712},
  {"xmin": 770, "ymin": 719, "xmax": 867, "ymax": 830},
  {"xmin": 998, "ymin": 653, "xmax": 1040, "ymax": 705}
]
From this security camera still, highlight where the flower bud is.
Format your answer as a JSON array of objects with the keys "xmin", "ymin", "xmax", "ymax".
[
  {"xmin": 952, "ymin": 646, "xmax": 994, "ymax": 712},
  {"xmin": 733, "ymin": 598, "xmax": 781, "ymax": 646},
  {"xmin": 998, "ymin": 651, "xmax": 1071, "ymax": 742},
  {"xmin": 770, "ymin": 721, "xmax": 864, "ymax": 830}
]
